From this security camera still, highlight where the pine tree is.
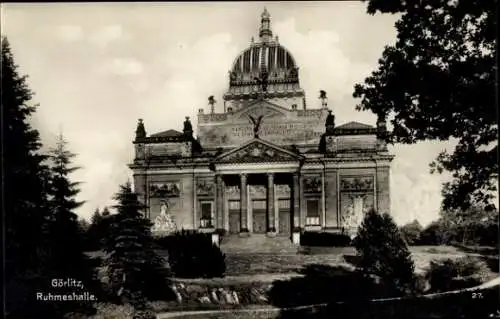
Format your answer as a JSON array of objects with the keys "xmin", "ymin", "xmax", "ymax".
[
  {"xmin": 352, "ymin": 209, "xmax": 417, "ymax": 296},
  {"xmin": 46, "ymin": 133, "xmax": 99, "ymax": 316},
  {"xmin": 104, "ymin": 182, "xmax": 170, "ymax": 306},
  {"xmin": 47, "ymin": 133, "xmax": 91, "ymax": 276},
  {"xmin": 91, "ymin": 207, "xmax": 102, "ymax": 225},
  {"xmin": 102, "ymin": 206, "xmax": 111, "ymax": 217},
  {"xmin": 3, "ymin": 36, "xmax": 54, "ymax": 316}
]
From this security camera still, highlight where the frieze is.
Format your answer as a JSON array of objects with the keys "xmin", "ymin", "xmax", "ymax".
[
  {"xmin": 303, "ymin": 175, "xmax": 321, "ymax": 193},
  {"xmin": 237, "ymin": 105, "xmax": 286, "ymax": 120},
  {"xmin": 249, "ymin": 185, "xmax": 267, "ymax": 197},
  {"xmin": 340, "ymin": 176, "xmax": 374, "ymax": 192},
  {"xmin": 149, "ymin": 182, "xmax": 181, "ymax": 198},
  {"xmin": 196, "ymin": 178, "xmax": 215, "ymax": 196},
  {"xmin": 225, "ymin": 186, "xmax": 240, "ymax": 197},
  {"xmin": 275, "ymin": 184, "xmax": 291, "ymax": 197}
]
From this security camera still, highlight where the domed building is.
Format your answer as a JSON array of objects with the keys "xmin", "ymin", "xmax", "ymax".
[{"xmin": 129, "ymin": 9, "xmax": 394, "ymax": 243}]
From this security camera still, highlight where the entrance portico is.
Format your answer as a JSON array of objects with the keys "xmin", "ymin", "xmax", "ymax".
[{"xmin": 211, "ymin": 138, "xmax": 306, "ymax": 236}]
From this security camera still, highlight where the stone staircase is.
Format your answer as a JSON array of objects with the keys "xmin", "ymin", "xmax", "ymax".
[{"xmin": 220, "ymin": 234, "xmax": 298, "ymax": 254}]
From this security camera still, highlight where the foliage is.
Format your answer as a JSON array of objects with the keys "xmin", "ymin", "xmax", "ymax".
[
  {"xmin": 103, "ymin": 183, "xmax": 171, "ymax": 304},
  {"xmin": 86, "ymin": 207, "xmax": 114, "ymax": 251},
  {"xmin": 419, "ymin": 220, "xmax": 450, "ymax": 245},
  {"xmin": 300, "ymin": 232, "xmax": 352, "ymax": 247},
  {"xmin": 3, "ymin": 35, "xmax": 58, "ymax": 317},
  {"xmin": 156, "ymin": 230, "xmax": 226, "ymax": 278},
  {"xmin": 399, "ymin": 220, "xmax": 424, "ymax": 245},
  {"xmin": 354, "ymin": 0, "xmax": 498, "ymax": 211},
  {"xmin": 352, "ymin": 210, "xmax": 417, "ymax": 295},
  {"xmin": 425, "ymin": 256, "xmax": 491, "ymax": 293}
]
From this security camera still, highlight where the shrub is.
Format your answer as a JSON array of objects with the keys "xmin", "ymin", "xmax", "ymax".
[
  {"xmin": 399, "ymin": 220, "xmax": 423, "ymax": 245},
  {"xmin": 425, "ymin": 257, "xmax": 490, "ymax": 292},
  {"xmin": 157, "ymin": 230, "xmax": 226, "ymax": 278},
  {"xmin": 352, "ymin": 209, "xmax": 417, "ymax": 296},
  {"xmin": 300, "ymin": 232, "xmax": 352, "ymax": 247}
]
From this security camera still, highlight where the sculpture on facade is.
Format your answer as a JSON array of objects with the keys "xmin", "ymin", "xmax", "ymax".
[
  {"xmin": 208, "ymin": 95, "xmax": 216, "ymax": 114},
  {"xmin": 248, "ymin": 115, "xmax": 264, "ymax": 138},
  {"xmin": 319, "ymin": 90, "xmax": 328, "ymax": 108},
  {"xmin": 254, "ymin": 69, "xmax": 269, "ymax": 93},
  {"xmin": 135, "ymin": 118, "xmax": 146, "ymax": 139},
  {"xmin": 151, "ymin": 199, "xmax": 177, "ymax": 234},
  {"xmin": 183, "ymin": 116, "xmax": 193, "ymax": 137}
]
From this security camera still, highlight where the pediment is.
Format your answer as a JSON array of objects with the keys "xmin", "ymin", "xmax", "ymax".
[
  {"xmin": 216, "ymin": 138, "xmax": 303, "ymax": 163},
  {"xmin": 235, "ymin": 100, "xmax": 289, "ymax": 120}
]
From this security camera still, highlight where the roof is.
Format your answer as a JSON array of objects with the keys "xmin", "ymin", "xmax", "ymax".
[
  {"xmin": 335, "ymin": 121, "xmax": 374, "ymax": 130},
  {"xmin": 150, "ymin": 129, "xmax": 183, "ymax": 138}
]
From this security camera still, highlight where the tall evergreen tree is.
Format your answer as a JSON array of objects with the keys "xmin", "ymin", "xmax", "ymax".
[
  {"xmin": 103, "ymin": 182, "xmax": 170, "ymax": 306},
  {"xmin": 353, "ymin": 210, "xmax": 417, "ymax": 296},
  {"xmin": 91, "ymin": 207, "xmax": 102, "ymax": 225},
  {"xmin": 47, "ymin": 133, "xmax": 92, "ymax": 277},
  {"xmin": 2, "ymin": 36, "xmax": 54, "ymax": 316}
]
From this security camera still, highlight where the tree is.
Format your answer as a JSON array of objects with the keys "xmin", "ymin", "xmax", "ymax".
[
  {"xmin": 353, "ymin": 0, "xmax": 498, "ymax": 211},
  {"xmin": 103, "ymin": 182, "xmax": 170, "ymax": 305},
  {"xmin": 47, "ymin": 133, "xmax": 91, "ymax": 276},
  {"xmin": 3, "ymin": 36, "xmax": 54, "ymax": 316},
  {"xmin": 46, "ymin": 133, "xmax": 98, "ymax": 316},
  {"xmin": 400, "ymin": 219, "xmax": 424, "ymax": 245},
  {"xmin": 353, "ymin": 210, "xmax": 417, "ymax": 295}
]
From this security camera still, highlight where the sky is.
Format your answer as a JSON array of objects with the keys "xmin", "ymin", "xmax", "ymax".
[{"xmin": 2, "ymin": 2, "xmax": 455, "ymax": 226}]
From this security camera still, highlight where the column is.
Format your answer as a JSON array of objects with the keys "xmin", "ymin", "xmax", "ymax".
[
  {"xmin": 240, "ymin": 174, "xmax": 248, "ymax": 232},
  {"xmin": 321, "ymin": 170, "xmax": 326, "ymax": 228},
  {"xmin": 223, "ymin": 178, "xmax": 229, "ymax": 231},
  {"xmin": 292, "ymin": 173, "xmax": 300, "ymax": 230},
  {"xmin": 267, "ymin": 173, "xmax": 275, "ymax": 232},
  {"xmin": 215, "ymin": 175, "xmax": 223, "ymax": 229},
  {"xmin": 299, "ymin": 174, "xmax": 306, "ymax": 228}
]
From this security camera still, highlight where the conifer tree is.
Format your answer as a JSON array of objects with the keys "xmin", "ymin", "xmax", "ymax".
[
  {"xmin": 353, "ymin": 209, "xmax": 417, "ymax": 296},
  {"xmin": 47, "ymin": 133, "xmax": 92, "ymax": 279},
  {"xmin": 3, "ymin": 36, "xmax": 54, "ymax": 316},
  {"xmin": 104, "ymin": 182, "xmax": 170, "ymax": 305}
]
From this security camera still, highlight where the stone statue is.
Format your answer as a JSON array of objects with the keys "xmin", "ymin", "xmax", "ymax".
[
  {"xmin": 183, "ymin": 116, "xmax": 193, "ymax": 136},
  {"xmin": 253, "ymin": 69, "xmax": 269, "ymax": 93},
  {"xmin": 325, "ymin": 110, "xmax": 335, "ymax": 133},
  {"xmin": 208, "ymin": 95, "xmax": 216, "ymax": 114},
  {"xmin": 248, "ymin": 115, "xmax": 264, "ymax": 138},
  {"xmin": 151, "ymin": 200, "xmax": 177, "ymax": 234},
  {"xmin": 135, "ymin": 118, "xmax": 146, "ymax": 139},
  {"xmin": 319, "ymin": 90, "xmax": 327, "ymax": 108}
]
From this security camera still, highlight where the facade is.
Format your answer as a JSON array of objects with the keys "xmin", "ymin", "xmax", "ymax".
[{"xmin": 129, "ymin": 9, "xmax": 394, "ymax": 240}]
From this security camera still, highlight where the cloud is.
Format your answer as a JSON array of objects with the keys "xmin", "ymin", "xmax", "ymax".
[
  {"xmin": 89, "ymin": 24, "xmax": 123, "ymax": 48},
  {"xmin": 100, "ymin": 57, "xmax": 144, "ymax": 76},
  {"xmin": 56, "ymin": 25, "xmax": 83, "ymax": 42}
]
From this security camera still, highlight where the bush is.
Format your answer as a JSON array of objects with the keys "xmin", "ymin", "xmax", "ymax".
[
  {"xmin": 352, "ymin": 210, "xmax": 417, "ymax": 296},
  {"xmin": 300, "ymin": 232, "xmax": 352, "ymax": 247},
  {"xmin": 399, "ymin": 220, "xmax": 423, "ymax": 245},
  {"xmin": 425, "ymin": 257, "xmax": 490, "ymax": 293},
  {"xmin": 156, "ymin": 230, "xmax": 226, "ymax": 278}
]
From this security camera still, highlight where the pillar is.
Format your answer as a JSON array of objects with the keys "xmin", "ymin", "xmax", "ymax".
[
  {"xmin": 299, "ymin": 174, "xmax": 305, "ymax": 228},
  {"xmin": 321, "ymin": 170, "xmax": 326, "ymax": 227},
  {"xmin": 267, "ymin": 173, "xmax": 275, "ymax": 232},
  {"xmin": 292, "ymin": 173, "xmax": 300, "ymax": 230},
  {"xmin": 240, "ymin": 174, "xmax": 248, "ymax": 232},
  {"xmin": 215, "ymin": 175, "xmax": 223, "ymax": 229}
]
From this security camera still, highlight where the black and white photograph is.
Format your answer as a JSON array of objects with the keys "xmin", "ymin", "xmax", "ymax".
[{"xmin": 3, "ymin": 1, "xmax": 498, "ymax": 318}]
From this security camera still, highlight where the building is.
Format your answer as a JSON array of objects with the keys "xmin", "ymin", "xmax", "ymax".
[{"xmin": 129, "ymin": 9, "xmax": 394, "ymax": 241}]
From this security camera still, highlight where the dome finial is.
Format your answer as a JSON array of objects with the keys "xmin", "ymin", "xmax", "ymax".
[{"xmin": 259, "ymin": 7, "xmax": 272, "ymax": 43}]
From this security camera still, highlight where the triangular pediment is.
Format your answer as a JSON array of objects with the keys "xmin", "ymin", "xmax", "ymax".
[
  {"xmin": 216, "ymin": 138, "xmax": 303, "ymax": 163},
  {"xmin": 234, "ymin": 100, "xmax": 289, "ymax": 120}
]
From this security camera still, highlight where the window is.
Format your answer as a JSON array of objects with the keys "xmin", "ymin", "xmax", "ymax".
[
  {"xmin": 200, "ymin": 202, "xmax": 213, "ymax": 228},
  {"xmin": 306, "ymin": 199, "xmax": 320, "ymax": 226}
]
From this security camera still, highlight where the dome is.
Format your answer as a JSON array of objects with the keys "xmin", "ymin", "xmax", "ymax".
[
  {"xmin": 231, "ymin": 43, "xmax": 297, "ymax": 75},
  {"xmin": 223, "ymin": 8, "xmax": 304, "ymax": 106}
]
